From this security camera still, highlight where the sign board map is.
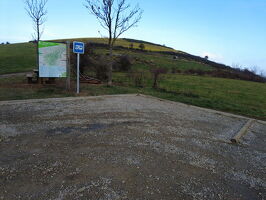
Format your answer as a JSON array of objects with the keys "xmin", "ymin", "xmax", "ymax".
[{"xmin": 39, "ymin": 41, "xmax": 67, "ymax": 78}]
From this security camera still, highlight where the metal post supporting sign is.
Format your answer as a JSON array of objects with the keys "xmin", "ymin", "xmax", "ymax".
[{"xmin": 73, "ymin": 41, "xmax": 85, "ymax": 94}]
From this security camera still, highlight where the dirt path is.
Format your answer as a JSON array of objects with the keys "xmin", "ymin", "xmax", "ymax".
[{"xmin": 0, "ymin": 94, "xmax": 265, "ymax": 200}]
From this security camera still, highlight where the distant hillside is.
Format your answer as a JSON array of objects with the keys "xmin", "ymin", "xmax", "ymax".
[
  {"xmin": 48, "ymin": 37, "xmax": 231, "ymax": 69},
  {"xmin": 0, "ymin": 38, "xmax": 208, "ymax": 75},
  {"xmin": 122, "ymin": 38, "xmax": 175, "ymax": 50},
  {"xmin": 0, "ymin": 38, "xmax": 265, "ymax": 82},
  {"xmin": 50, "ymin": 37, "xmax": 264, "ymax": 82},
  {"xmin": 49, "ymin": 37, "xmax": 187, "ymax": 53}
]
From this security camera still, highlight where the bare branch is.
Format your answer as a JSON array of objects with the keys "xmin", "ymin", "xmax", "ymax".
[
  {"xmin": 84, "ymin": 0, "xmax": 143, "ymax": 47},
  {"xmin": 84, "ymin": 0, "xmax": 143, "ymax": 86},
  {"xmin": 25, "ymin": 0, "xmax": 48, "ymax": 41}
]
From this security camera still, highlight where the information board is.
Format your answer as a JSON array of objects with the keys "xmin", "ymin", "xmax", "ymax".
[{"xmin": 39, "ymin": 41, "xmax": 67, "ymax": 78}]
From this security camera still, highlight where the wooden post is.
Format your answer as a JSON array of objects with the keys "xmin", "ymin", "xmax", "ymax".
[
  {"xmin": 231, "ymin": 119, "xmax": 255, "ymax": 144},
  {"xmin": 66, "ymin": 41, "xmax": 71, "ymax": 91},
  {"xmin": 36, "ymin": 41, "xmax": 40, "ymax": 84}
]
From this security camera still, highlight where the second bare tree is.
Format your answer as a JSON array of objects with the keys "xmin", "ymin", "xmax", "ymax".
[{"xmin": 84, "ymin": 0, "xmax": 143, "ymax": 86}]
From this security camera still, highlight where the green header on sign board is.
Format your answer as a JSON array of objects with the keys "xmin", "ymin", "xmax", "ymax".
[{"xmin": 38, "ymin": 41, "xmax": 60, "ymax": 48}]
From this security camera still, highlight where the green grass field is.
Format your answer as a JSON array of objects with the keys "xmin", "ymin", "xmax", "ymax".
[
  {"xmin": 158, "ymin": 74, "xmax": 266, "ymax": 119},
  {"xmin": 112, "ymin": 73, "xmax": 266, "ymax": 119},
  {"xmin": 0, "ymin": 38, "xmax": 265, "ymax": 120},
  {"xmin": 0, "ymin": 73, "xmax": 265, "ymax": 120},
  {"xmin": 0, "ymin": 43, "xmax": 36, "ymax": 74}
]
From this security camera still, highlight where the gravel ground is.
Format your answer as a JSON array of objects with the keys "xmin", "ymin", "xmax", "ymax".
[{"xmin": 0, "ymin": 94, "xmax": 265, "ymax": 200}]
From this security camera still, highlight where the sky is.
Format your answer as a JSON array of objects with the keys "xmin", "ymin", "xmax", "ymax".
[{"xmin": 1, "ymin": 0, "xmax": 266, "ymax": 74}]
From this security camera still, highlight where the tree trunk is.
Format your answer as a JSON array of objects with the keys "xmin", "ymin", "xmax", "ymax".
[
  {"xmin": 36, "ymin": 41, "xmax": 39, "ymax": 70},
  {"xmin": 36, "ymin": 21, "xmax": 40, "ymax": 83},
  {"xmin": 153, "ymin": 74, "xmax": 158, "ymax": 89},
  {"xmin": 107, "ymin": 45, "xmax": 113, "ymax": 86},
  {"xmin": 37, "ymin": 20, "xmax": 40, "ymax": 42}
]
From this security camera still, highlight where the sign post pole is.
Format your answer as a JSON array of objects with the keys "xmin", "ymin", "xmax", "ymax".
[
  {"xmin": 77, "ymin": 53, "xmax": 80, "ymax": 94},
  {"xmin": 73, "ymin": 41, "xmax": 85, "ymax": 94}
]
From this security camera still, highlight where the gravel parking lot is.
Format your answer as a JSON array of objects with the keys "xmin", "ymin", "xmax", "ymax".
[{"xmin": 0, "ymin": 94, "xmax": 265, "ymax": 200}]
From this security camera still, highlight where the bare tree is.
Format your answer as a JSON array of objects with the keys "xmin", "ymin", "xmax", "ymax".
[
  {"xmin": 25, "ymin": 0, "xmax": 48, "ymax": 41},
  {"xmin": 250, "ymin": 66, "xmax": 258, "ymax": 75},
  {"xmin": 232, "ymin": 63, "xmax": 243, "ymax": 71},
  {"xmin": 84, "ymin": 0, "xmax": 143, "ymax": 86},
  {"xmin": 258, "ymin": 68, "xmax": 266, "ymax": 78},
  {"xmin": 25, "ymin": 0, "xmax": 48, "ymax": 71}
]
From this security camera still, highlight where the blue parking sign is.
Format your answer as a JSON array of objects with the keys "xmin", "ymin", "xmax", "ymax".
[{"xmin": 73, "ymin": 41, "xmax": 85, "ymax": 54}]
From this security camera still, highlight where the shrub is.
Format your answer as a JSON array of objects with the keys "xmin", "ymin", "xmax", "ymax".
[
  {"xmin": 139, "ymin": 43, "xmax": 145, "ymax": 51},
  {"xmin": 171, "ymin": 67, "xmax": 181, "ymax": 74},
  {"xmin": 119, "ymin": 55, "xmax": 134, "ymax": 71},
  {"xmin": 94, "ymin": 55, "xmax": 109, "ymax": 81},
  {"xmin": 84, "ymin": 43, "xmax": 94, "ymax": 55},
  {"xmin": 183, "ymin": 68, "xmax": 266, "ymax": 83},
  {"xmin": 129, "ymin": 71, "xmax": 146, "ymax": 87},
  {"xmin": 150, "ymin": 68, "xmax": 168, "ymax": 89},
  {"xmin": 184, "ymin": 69, "xmax": 206, "ymax": 75},
  {"xmin": 113, "ymin": 55, "xmax": 134, "ymax": 72},
  {"xmin": 70, "ymin": 43, "xmax": 98, "ymax": 75}
]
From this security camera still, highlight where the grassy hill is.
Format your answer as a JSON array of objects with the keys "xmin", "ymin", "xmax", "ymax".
[
  {"xmin": 0, "ymin": 38, "xmax": 265, "ymax": 120},
  {"xmin": 0, "ymin": 43, "xmax": 36, "ymax": 74},
  {"xmin": 50, "ymin": 37, "xmax": 183, "ymax": 53},
  {"xmin": 0, "ymin": 38, "xmax": 211, "ymax": 75}
]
